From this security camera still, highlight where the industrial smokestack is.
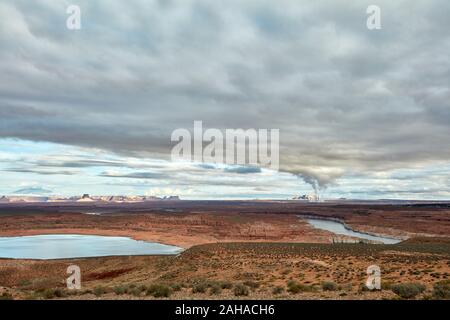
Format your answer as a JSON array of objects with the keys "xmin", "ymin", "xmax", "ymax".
[{"xmin": 299, "ymin": 175, "xmax": 320, "ymax": 201}]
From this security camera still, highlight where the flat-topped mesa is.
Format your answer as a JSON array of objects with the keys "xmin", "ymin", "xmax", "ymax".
[
  {"xmin": 77, "ymin": 194, "xmax": 95, "ymax": 202},
  {"xmin": 2, "ymin": 196, "xmax": 49, "ymax": 203}
]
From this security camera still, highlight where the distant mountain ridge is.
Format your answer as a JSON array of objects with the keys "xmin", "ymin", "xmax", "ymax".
[{"xmin": 0, "ymin": 194, "xmax": 181, "ymax": 203}]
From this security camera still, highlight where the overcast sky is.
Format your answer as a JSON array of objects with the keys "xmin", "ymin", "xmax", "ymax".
[{"xmin": 1, "ymin": 0, "xmax": 449, "ymax": 199}]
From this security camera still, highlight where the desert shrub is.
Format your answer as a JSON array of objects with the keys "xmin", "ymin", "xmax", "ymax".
[
  {"xmin": 93, "ymin": 286, "xmax": 107, "ymax": 297},
  {"xmin": 391, "ymin": 283, "xmax": 426, "ymax": 299},
  {"xmin": 42, "ymin": 289, "xmax": 56, "ymax": 299},
  {"xmin": 192, "ymin": 282, "xmax": 208, "ymax": 294},
  {"xmin": 339, "ymin": 283, "xmax": 353, "ymax": 291},
  {"xmin": 38, "ymin": 288, "xmax": 64, "ymax": 299},
  {"xmin": 432, "ymin": 280, "xmax": 450, "ymax": 299},
  {"xmin": 381, "ymin": 281, "xmax": 394, "ymax": 290},
  {"xmin": 287, "ymin": 280, "xmax": 299, "ymax": 294},
  {"xmin": 26, "ymin": 278, "xmax": 59, "ymax": 291},
  {"xmin": 322, "ymin": 281, "xmax": 338, "ymax": 291},
  {"xmin": 130, "ymin": 285, "xmax": 147, "ymax": 294},
  {"xmin": 18, "ymin": 279, "xmax": 32, "ymax": 288},
  {"xmin": 65, "ymin": 289, "xmax": 80, "ymax": 296},
  {"xmin": 287, "ymin": 280, "xmax": 314, "ymax": 294},
  {"xmin": 146, "ymin": 284, "xmax": 172, "ymax": 298},
  {"xmin": 113, "ymin": 286, "xmax": 127, "ymax": 295},
  {"xmin": 233, "ymin": 284, "xmax": 249, "ymax": 296},
  {"xmin": 24, "ymin": 293, "xmax": 40, "ymax": 300},
  {"xmin": 219, "ymin": 281, "xmax": 233, "ymax": 289},
  {"xmin": 0, "ymin": 293, "xmax": 13, "ymax": 300},
  {"xmin": 272, "ymin": 286, "xmax": 284, "ymax": 295},
  {"xmin": 170, "ymin": 283, "xmax": 184, "ymax": 291},
  {"xmin": 170, "ymin": 283, "xmax": 183, "ymax": 292},
  {"xmin": 130, "ymin": 287, "xmax": 143, "ymax": 297},
  {"xmin": 53, "ymin": 288, "xmax": 66, "ymax": 298},
  {"xmin": 209, "ymin": 283, "xmax": 222, "ymax": 295},
  {"xmin": 243, "ymin": 281, "xmax": 260, "ymax": 290},
  {"xmin": 138, "ymin": 285, "xmax": 147, "ymax": 292},
  {"xmin": 358, "ymin": 283, "xmax": 370, "ymax": 292}
]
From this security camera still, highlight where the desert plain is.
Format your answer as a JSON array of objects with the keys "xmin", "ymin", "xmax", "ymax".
[{"xmin": 0, "ymin": 200, "xmax": 449, "ymax": 300}]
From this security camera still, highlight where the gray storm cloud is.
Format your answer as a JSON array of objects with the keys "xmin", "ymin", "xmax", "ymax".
[{"xmin": 0, "ymin": 0, "xmax": 450, "ymax": 192}]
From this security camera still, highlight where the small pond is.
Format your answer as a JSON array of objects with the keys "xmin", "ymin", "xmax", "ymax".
[{"xmin": 0, "ymin": 234, "xmax": 183, "ymax": 259}]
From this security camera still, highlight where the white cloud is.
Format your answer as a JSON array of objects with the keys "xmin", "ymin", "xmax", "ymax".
[{"xmin": 1, "ymin": 0, "xmax": 450, "ymax": 198}]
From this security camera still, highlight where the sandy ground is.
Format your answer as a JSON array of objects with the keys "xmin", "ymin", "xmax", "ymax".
[
  {"xmin": 1, "ymin": 200, "xmax": 450, "ymax": 248},
  {"xmin": 1, "ymin": 201, "xmax": 449, "ymax": 245},
  {"xmin": 0, "ymin": 201, "xmax": 449, "ymax": 300},
  {"xmin": 1, "ymin": 242, "xmax": 449, "ymax": 300},
  {"xmin": 0, "ymin": 212, "xmax": 341, "ymax": 248}
]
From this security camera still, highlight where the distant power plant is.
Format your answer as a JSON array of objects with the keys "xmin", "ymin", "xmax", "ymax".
[{"xmin": 291, "ymin": 194, "xmax": 320, "ymax": 202}]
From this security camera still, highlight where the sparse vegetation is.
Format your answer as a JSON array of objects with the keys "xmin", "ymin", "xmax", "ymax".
[
  {"xmin": 243, "ymin": 280, "xmax": 260, "ymax": 290},
  {"xmin": 113, "ymin": 285, "xmax": 127, "ymax": 295},
  {"xmin": 170, "ymin": 283, "xmax": 183, "ymax": 292},
  {"xmin": 209, "ymin": 283, "xmax": 222, "ymax": 295},
  {"xmin": 1, "ymin": 234, "xmax": 450, "ymax": 300},
  {"xmin": 30, "ymin": 288, "xmax": 68, "ymax": 299},
  {"xmin": 381, "ymin": 281, "xmax": 393, "ymax": 290},
  {"xmin": 432, "ymin": 280, "xmax": 450, "ymax": 299},
  {"xmin": 42, "ymin": 288, "xmax": 56, "ymax": 299},
  {"xmin": 129, "ymin": 287, "xmax": 143, "ymax": 296},
  {"xmin": 53, "ymin": 288, "xmax": 66, "ymax": 298},
  {"xmin": 391, "ymin": 283, "xmax": 426, "ymax": 299},
  {"xmin": 233, "ymin": 284, "xmax": 249, "ymax": 296},
  {"xmin": 272, "ymin": 286, "xmax": 284, "ymax": 295},
  {"xmin": 192, "ymin": 282, "xmax": 208, "ymax": 294},
  {"xmin": 219, "ymin": 281, "xmax": 233, "ymax": 289},
  {"xmin": 358, "ymin": 283, "xmax": 370, "ymax": 292},
  {"xmin": 287, "ymin": 280, "xmax": 315, "ymax": 294},
  {"xmin": 146, "ymin": 284, "xmax": 172, "ymax": 298},
  {"xmin": 93, "ymin": 286, "xmax": 107, "ymax": 297},
  {"xmin": 322, "ymin": 281, "xmax": 338, "ymax": 291},
  {"xmin": 0, "ymin": 293, "xmax": 13, "ymax": 300}
]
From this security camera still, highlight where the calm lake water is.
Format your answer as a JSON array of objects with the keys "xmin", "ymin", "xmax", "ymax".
[
  {"xmin": 306, "ymin": 218, "xmax": 401, "ymax": 244},
  {"xmin": 0, "ymin": 234, "xmax": 183, "ymax": 259}
]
